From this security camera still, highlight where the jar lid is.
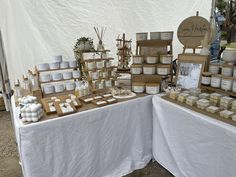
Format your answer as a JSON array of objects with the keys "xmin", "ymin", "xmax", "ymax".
[
  {"xmin": 132, "ymin": 82, "xmax": 145, "ymax": 86},
  {"xmin": 156, "ymin": 64, "xmax": 170, "ymax": 68},
  {"xmin": 222, "ymin": 64, "xmax": 233, "ymax": 68},
  {"xmin": 146, "ymin": 83, "xmax": 160, "ymax": 87},
  {"xmin": 202, "ymin": 72, "xmax": 212, "ymax": 76},
  {"xmin": 222, "ymin": 76, "xmax": 233, "ymax": 80},
  {"xmin": 146, "ymin": 55, "xmax": 158, "ymax": 58},
  {"xmin": 131, "ymin": 64, "xmax": 142, "ymax": 68},
  {"xmin": 211, "ymin": 74, "xmax": 222, "ymax": 77},
  {"xmin": 160, "ymin": 54, "xmax": 173, "ymax": 57},
  {"xmin": 143, "ymin": 64, "xmax": 156, "ymax": 67}
]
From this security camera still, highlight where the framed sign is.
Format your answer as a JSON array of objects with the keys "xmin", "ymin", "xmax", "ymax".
[{"xmin": 176, "ymin": 54, "xmax": 207, "ymax": 89}]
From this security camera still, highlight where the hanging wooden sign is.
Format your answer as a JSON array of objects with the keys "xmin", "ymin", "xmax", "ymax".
[{"xmin": 177, "ymin": 15, "xmax": 211, "ymax": 48}]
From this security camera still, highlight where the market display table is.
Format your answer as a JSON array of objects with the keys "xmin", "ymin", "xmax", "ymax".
[
  {"xmin": 12, "ymin": 95, "xmax": 153, "ymax": 177},
  {"xmin": 152, "ymin": 95, "xmax": 236, "ymax": 177}
]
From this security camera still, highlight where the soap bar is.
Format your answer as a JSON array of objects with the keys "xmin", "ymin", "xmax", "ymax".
[
  {"xmin": 206, "ymin": 106, "xmax": 220, "ymax": 113},
  {"xmin": 219, "ymin": 110, "xmax": 234, "ymax": 119}
]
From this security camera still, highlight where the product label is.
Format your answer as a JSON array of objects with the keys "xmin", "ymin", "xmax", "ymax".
[
  {"xmin": 146, "ymin": 87, "xmax": 159, "ymax": 94},
  {"xmin": 157, "ymin": 68, "xmax": 169, "ymax": 75},
  {"xmin": 131, "ymin": 68, "xmax": 142, "ymax": 74},
  {"xmin": 222, "ymin": 68, "xmax": 233, "ymax": 76},
  {"xmin": 211, "ymin": 78, "xmax": 221, "ymax": 87},
  {"xmin": 201, "ymin": 76, "xmax": 211, "ymax": 85},
  {"xmin": 134, "ymin": 57, "xmax": 142, "ymax": 64}
]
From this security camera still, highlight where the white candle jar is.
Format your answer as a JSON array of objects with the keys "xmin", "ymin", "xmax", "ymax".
[
  {"xmin": 132, "ymin": 82, "xmax": 145, "ymax": 93},
  {"xmin": 102, "ymin": 71, "xmax": 108, "ymax": 78},
  {"xmin": 91, "ymin": 71, "xmax": 99, "ymax": 80},
  {"xmin": 145, "ymin": 83, "xmax": 160, "ymax": 94},
  {"xmin": 209, "ymin": 64, "xmax": 220, "ymax": 74},
  {"xmin": 221, "ymin": 76, "xmax": 233, "ymax": 91},
  {"xmin": 222, "ymin": 65, "xmax": 233, "ymax": 77},
  {"xmin": 210, "ymin": 74, "xmax": 222, "ymax": 88},
  {"xmin": 145, "ymin": 56, "xmax": 158, "ymax": 64},
  {"xmin": 131, "ymin": 64, "xmax": 142, "ymax": 74},
  {"xmin": 133, "ymin": 55, "xmax": 144, "ymax": 64},
  {"xmin": 160, "ymin": 55, "xmax": 172, "ymax": 64},
  {"xmin": 157, "ymin": 65, "xmax": 170, "ymax": 75},
  {"xmin": 143, "ymin": 65, "xmax": 156, "ymax": 74},
  {"xmin": 86, "ymin": 61, "xmax": 96, "ymax": 70},
  {"xmin": 105, "ymin": 79, "xmax": 112, "ymax": 88},
  {"xmin": 96, "ymin": 60, "xmax": 104, "ymax": 69}
]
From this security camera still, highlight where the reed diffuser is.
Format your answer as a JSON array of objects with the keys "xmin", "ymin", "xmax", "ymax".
[{"xmin": 94, "ymin": 27, "xmax": 106, "ymax": 51}]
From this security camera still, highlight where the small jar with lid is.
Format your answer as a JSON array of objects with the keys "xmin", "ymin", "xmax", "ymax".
[
  {"xmin": 131, "ymin": 64, "xmax": 142, "ymax": 74},
  {"xmin": 145, "ymin": 56, "xmax": 158, "ymax": 64},
  {"xmin": 209, "ymin": 63, "xmax": 220, "ymax": 74},
  {"xmin": 201, "ymin": 72, "xmax": 212, "ymax": 86},
  {"xmin": 221, "ymin": 76, "xmax": 233, "ymax": 91},
  {"xmin": 156, "ymin": 64, "xmax": 170, "ymax": 75},
  {"xmin": 96, "ymin": 60, "xmax": 104, "ymax": 69},
  {"xmin": 105, "ymin": 79, "xmax": 112, "ymax": 88},
  {"xmin": 143, "ymin": 65, "xmax": 156, "ymax": 75},
  {"xmin": 132, "ymin": 82, "xmax": 145, "ymax": 93},
  {"xmin": 145, "ymin": 83, "xmax": 160, "ymax": 94},
  {"xmin": 133, "ymin": 55, "xmax": 144, "ymax": 64},
  {"xmin": 221, "ymin": 64, "xmax": 233, "ymax": 77},
  {"xmin": 160, "ymin": 55, "xmax": 172, "ymax": 64},
  {"xmin": 210, "ymin": 74, "xmax": 222, "ymax": 88},
  {"xmin": 86, "ymin": 61, "xmax": 96, "ymax": 70}
]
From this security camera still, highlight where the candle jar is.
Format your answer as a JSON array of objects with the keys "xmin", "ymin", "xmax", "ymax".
[
  {"xmin": 210, "ymin": 74, "xmax": 222, "ymax": 88},
  {"xmin": 221, "ymin": 64, "xmax": 233, "ymax": 77},
  {"xmin": 131, "ymin": 64, "xmax": 142, "ymax": 74},
  {"xmin": 201, "ymin": 72, "xmax": 212, "ymax": 86},
  {"xmin": 209, "ymin": 63, "xmax": 220, "ymax": 74},
  {"xmin": 132, "ymin": 82, "xmax": 145, "ymax": 93},
  {"xmin": 221, "ymin": 76, "xmax": 233, "ymax": 91},
  {"xmin": 156, "ymin": 64, "xmax": 170, "ymax": 75}
]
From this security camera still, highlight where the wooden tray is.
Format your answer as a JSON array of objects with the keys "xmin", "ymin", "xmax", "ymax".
[
  {"xmin": 41, "ymin": 98, "xmax": 57, "ymax": 115},
  {"xmin": 162, "ymin": 95, "xmax": 236, "ymax": 126},
  {"xmin": 54, "ymin": 101, "xmax": 77, "ymax": 117}
]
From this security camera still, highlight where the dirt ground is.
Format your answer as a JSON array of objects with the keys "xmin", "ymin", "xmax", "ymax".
[{"xmin": 0, "ymin": 110, "xmax": 174, "ymax": 177}]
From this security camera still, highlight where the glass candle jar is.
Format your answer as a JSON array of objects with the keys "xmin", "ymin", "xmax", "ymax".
[
  {"xmin": 201, "ymin": 72, "xmax": 212, "ymax": 85},
  {"xmin": 210, "ymin": 74, "xmax": 222, "ymax": 88}
]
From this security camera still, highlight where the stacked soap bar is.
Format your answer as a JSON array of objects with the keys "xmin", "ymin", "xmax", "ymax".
[
  {"xmin": 209, "ymin": 93, "xmax": 222, "ymax": 106},
  {"xmin": 219, "ymin": 110, "xmax": 234, "ymax": 119},
  {"xmin": 186, "ymin": 96, "xmax": 198, "ymax": 106},
  {"xmin": 196, "ymin": 99, "xmax": 210, "ymax": 110},
  {"xmin": 177, "ymin": 93, "xmax": 189, "ymax": 103},
  {"xmin": 206, "ymin": 106, "xmax": 221, "ymax": 113},
  {"xmin": 220, "ymin": 96, "xmax": 233, "ymax": 109}
]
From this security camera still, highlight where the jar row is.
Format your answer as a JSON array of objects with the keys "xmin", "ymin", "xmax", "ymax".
[
  {"xmin": 133, "ymin": 55, "xmax": 172, "ymax": 64},
  {"xmin": 131, "ymin": 64, "xmax": 170, "ymax": 75},
  {"xmin": 132, "ymin": 82, "xmax": 160, "ymax": 94},
  {"xmin": 43, "ymin": 82, "xmax": 77, "ymax": 94},
  {"xmin": 85, "ymin": 60, "xmax": 113, "ymax": 70},
  {"xmin": 202, "ymin": 73, "xmax": 236, "ymax": 92},
  {"xmin": 37, "ymin": 60, "xmax": 77, "ymax": 71},
  {"xmin": 209, "ymin": 63, "xmax": 236, "ymax": 77},
  {"xmin": 91, "ymin": 79, "xmax": 116, "ymax": 90},
  {"xmin": 88, "ymin": 70, "xmax": 116, "ymax": 80},
  {"xmin": 40, "ymin": 71, "xmax": 81, "ymax": 82}
]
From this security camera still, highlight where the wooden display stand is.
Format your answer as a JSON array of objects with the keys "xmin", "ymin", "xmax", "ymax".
[
  {"xmin": 132, "ymin": 36, "xmax": 173, "ymax": 86},
  {"xmin": 74, "ymin": 49, "xmax": 118, "ymax": 93},
  {"xmin": 116, "ymin": 33, "xmax": 132, "ymax": 73},
  {"xmin": 36, "ymin": 66, "xmax": 81, "ymax": 98}
]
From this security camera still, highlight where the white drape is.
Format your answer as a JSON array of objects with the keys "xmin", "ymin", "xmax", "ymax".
[{"xmin": 0, "ymin": 0, "xmax": 211, "ymax": 84}]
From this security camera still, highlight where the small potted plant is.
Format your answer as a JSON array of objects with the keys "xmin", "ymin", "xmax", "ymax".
[{"xmin": 74, "ymin": 37, "xmax": 94, "ymax": 51}]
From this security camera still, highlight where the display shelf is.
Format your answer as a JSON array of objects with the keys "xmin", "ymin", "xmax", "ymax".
[
  {"xmin": 200, "ymin": 85, "xmax": 236, "ymax": 97},
  {"xmin": 39, "ymin": 77, "xmax": 81, "ymax": 84},
  {"xmin": 83, "ymin": 58, "xmax": 114, "ymax": 62},
  {"xmin": 131, "ymin": 74, "xmax": 169, "ymax": 83},
  {"xmin": 83, "ymin": 66, "xmax": 116, "ymax": 72},
  {"xmin": 136, "ymin": 39, "xmax": 172, "ymax": 55},
  {"xmin": 74, "ymin": 49, "xmax": 110, "ymax": 53},
  {"xmin": 36, "ymin": 67, "xmax": 80, "ymax": 73}
]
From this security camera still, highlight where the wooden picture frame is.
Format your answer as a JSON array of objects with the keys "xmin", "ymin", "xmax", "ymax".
[{"xmin": 176, "ymin": 54, "xmax": 208, "ymax": 89}]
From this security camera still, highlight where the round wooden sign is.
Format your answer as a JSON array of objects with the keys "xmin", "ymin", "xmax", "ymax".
[{"xmin": 177, "ymin": 16, "xmax": 211, "ymax": 48}]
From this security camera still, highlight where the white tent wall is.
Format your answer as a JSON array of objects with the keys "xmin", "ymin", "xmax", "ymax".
[{"xmin": 0, "ymin": 0, "xmax": 212, "ymax": 85}]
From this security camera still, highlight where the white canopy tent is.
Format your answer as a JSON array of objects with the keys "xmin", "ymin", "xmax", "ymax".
[{"xmin": 0, "ymin": 0, "xmax": 212, "ymax": 84}]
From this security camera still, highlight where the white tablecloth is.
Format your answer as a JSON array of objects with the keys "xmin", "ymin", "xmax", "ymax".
[
  {"xmin": 12, "ymin": 96, "xmax": 153, "ymax": 177},
  {"xmin": 152, "ymin": 95, "xmax": 236, "ymax": 177}
]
